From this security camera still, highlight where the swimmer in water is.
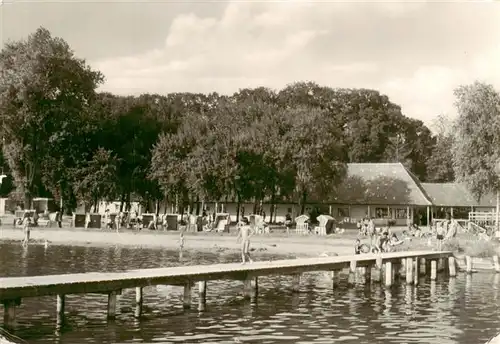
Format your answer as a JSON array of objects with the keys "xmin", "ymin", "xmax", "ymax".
[{"xmin": 236, "ymin": 218, "xmax": 253, "ymax": 264}]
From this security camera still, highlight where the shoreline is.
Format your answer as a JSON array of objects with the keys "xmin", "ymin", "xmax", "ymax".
[{"xmin": 0, "ymin": 227, "xmax": 356, "ymax": 258}]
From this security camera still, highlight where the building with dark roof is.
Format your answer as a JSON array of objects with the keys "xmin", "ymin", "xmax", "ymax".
[
  {"xmin": 327, "ymin": 163, "xmax": 433, "ymax": 226},
  {"xmin": 180, "ymin": 163, "xmax": 498, "ymax": 227},
  {"xmin": 421, "ymin": 182, "xmax": 496, "ymax": 221}
]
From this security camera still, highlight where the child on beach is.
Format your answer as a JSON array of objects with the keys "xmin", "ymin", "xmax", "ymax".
[
  {"xmin": 115, "ymin": 212, "xmax": 122, "ymax": 231},
  {"xmin": 367, "ymin": 218, "xmax": 375, "ymax": 246},
  {"xmin": 354, "ymin": 239, "xmax": 362, "ymax": 255},
  {"xmin": 237, "ymin": 218, "xmax": 253, "ymax": 264}
]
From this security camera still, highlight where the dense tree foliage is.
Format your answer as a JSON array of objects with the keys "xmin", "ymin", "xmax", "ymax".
[
  {"xmin": 452, "ymin": 82, "xmax": 500, "ymax": 200},
  {"xmin": 0, "ymin": 28, "xmax": 103, "ymax": 208},
  {"xmin": 426, "ymin": 114, "xmax": 455, "ymax": 183},
  {"xmin": 0, "ymin": 27, "xmax": 459, "ymax": 213}
]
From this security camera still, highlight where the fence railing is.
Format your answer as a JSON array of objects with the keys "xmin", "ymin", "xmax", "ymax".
[{"xmin": 468, "ymin": 212, "xmax": 498, "ymax": 226}]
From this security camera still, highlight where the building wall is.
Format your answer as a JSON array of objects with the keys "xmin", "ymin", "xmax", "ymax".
[
  {"xmin": 473, "ymin": 206, "xmax": 496, "ymax": 213},
  {"xmin": 204, "ymin": 202, "xmax": 297, "ymax": 223},
  {"xmin": 76, "ymin": 201, "xmax": 142, "ymax": 214},
  {"xmin": 0, "ymin": 198, "xmax": 6, "ymax": 215},
  {"xmin": 330, "ymin": 204, "xmax": 414, "ymax": 226}
]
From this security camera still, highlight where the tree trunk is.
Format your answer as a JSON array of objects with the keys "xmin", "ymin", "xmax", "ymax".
[
  {"xmin": 24, "ymin": 192, "xmax": 32, "ymax": 210},
  {"xmin": 300, "ymin": 190, "xmax": 307, "ymax": 215},
  {"xmin": 236, "ymin": 195, "xmax": 241, "ymax": 223},
  {"xmin": 125, "ymin": 192, "xmax": 131, "ymax": 212},
  {"xmin": 163, "ymin": 191, "xmax": 168, "ymax": 214},
  {"xmin": 195, "ymin": 197, "xmax": 200, "ymax": 215},
  {"xmin": 269, "ymin": 187, "xmax": 276, "ymax": 224},
  {"xmin": 59, "ymin": 185, "xmax": 64, "ymax": 214},
  {"xmin": 119, "ymin": 193, "xmax": 125, "ymax": 212}
]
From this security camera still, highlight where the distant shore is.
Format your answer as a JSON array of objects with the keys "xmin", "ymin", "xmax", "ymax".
[{"xmin": 0, "ymin": 226, "xmax": 357, "ymax": 258}]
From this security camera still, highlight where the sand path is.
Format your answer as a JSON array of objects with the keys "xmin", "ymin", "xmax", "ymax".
[{"xmin": 0, "ymin": 227, "xmax": 357, "ymax": 257}]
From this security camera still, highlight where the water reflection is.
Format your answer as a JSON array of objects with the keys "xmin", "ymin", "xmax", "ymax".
[
  {"xmin": 403, "ymin": 284, "xmax": 412, "ymax": 316},
  {"xmin": 2, "ymin": 243, "xmax": 500, "ymax": 344},
  {"xmin": 383, "ymin": 288, "xmax": 392, "ymax": 316}
]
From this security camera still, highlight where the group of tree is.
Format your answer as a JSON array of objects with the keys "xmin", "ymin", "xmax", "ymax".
[{"xmin": 2, "ymin": 27, "xmax": 492, "ymax": 216}]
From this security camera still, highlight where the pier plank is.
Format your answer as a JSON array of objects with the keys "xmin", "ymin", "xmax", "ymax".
[{"xmin": 0, "ymin": 251, "xmax": 452, "ymax": 301}]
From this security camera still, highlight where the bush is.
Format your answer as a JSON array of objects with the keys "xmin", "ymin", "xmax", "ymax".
[
  {"xmin": 444, "ymin": 237, "xmax": 498, "ymax": 258},
  {"xmin": 390, "ymin": 233, "xmax": 499, "ymax": 258}
]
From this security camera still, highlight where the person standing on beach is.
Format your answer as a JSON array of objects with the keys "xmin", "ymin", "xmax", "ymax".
[
  {"xmin": 178, "ymin": 227, "xmax": 185, "ymax": 261},
  {"xmin": 237, "ymin": 218, "xmax": 253, "ymax": 264},
  {"xmin": 179, "ymin": 227, "xmax": 185, "ymax": 250},
  {"xmin": 367, "ymin": 218, "xmax": 375, "ymax": 248},
  {"xmin": 84, "ymin": 212, "xmax": 91, "ymax": 229},
  {"xmin": 22, "ymin": 214, "xmax": 31, "ymax": 247}
]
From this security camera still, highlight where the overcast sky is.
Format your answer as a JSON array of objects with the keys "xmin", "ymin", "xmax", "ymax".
[{"xmin": 1, "ymin": 0, "xmax": 499, "ymax": 129}]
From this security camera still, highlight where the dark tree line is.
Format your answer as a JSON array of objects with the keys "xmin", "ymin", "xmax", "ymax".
[{"xmin": 0, "ymin": 28, "xmax": 454, "ymax": 215}]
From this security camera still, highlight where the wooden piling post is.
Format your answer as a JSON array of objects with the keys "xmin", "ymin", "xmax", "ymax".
[
  {"xmin": 251, "ymin": 277, "xmax": 259, "ymax": 301},
  {"xmin": 430, "ymin": 260, "xmax": 437, "ymax": 281},
  {"xmin": 373, "ymin": 257, "xmax": 383, "ymax": 283},
  {"xmin": 56, "ymin": 294, "xmax": 65, "ymax": 326},
  {"xmin": 385, "ymin": 261, "xmax": 393, "ymax": 287},
  {"xmin": 134, "ymin": 287, "xmax": 143, "ymax": 318},
  {"xmin": 405, "ymin": 258, "xmax": 414, "ymax": 285},
  {"xmin": 419, "ymin": 258, "xmax": 426, "ymax": 276},
  {"xmin": 493, "ymin": 255, "xmax": 500, "ymax": 273},
  {"xmin": 437, "ymin": 258, "xmax": 443, "ymax": 272},
  {"xmin": 198, "ymin": 281, "xmax": 207, "ymax": 311},
  {"xmin": 198, "ymin": 281, "xmax": 207, "ymax": 303},
  {"xmin": 243, "ymin": 277, "xmax": 258, "ymax": 300},
  {"xmin": 448, "ymin": 256, "xmax": 457, "ymax": 277},
  {"xmin": 425, "ymin": 259, "xmax": 431, "ymax": 276},
  {"xmin": 292, "ymin": 274, "xmax": 301, "ymax": 292},
  {"xmin": 466, "ymin": 256, "xmax": 473, "ymax": 274},
  {"xmin": 392, "ymin": 260, "xmax": 402, "ymax": 281},
  {"xmin": 364, "ymin": 265, "xmax": 372, "ymax": 284},
  {"xmin": 348, "ymin": 261, "xmax": 357, "ymax": 285},
  {"xmin": 414, "ymin": 258, "xmax": 420, "ymax": 285},
  {"xmin": 3, "ymin": 300, "xmax": 18, "ymax": 329},
  {"xmin": 331, "ymin": 270, "xmax": 340, "ymax": 288},
  {"xmin": 107, "ymin": 291, "xmax": 118, "ymax": 320},
  {"xmin": 183, "ymin": 283, "xmax": 192, "ymax": 309}
]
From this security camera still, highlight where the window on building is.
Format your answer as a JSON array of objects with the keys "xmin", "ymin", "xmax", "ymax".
[
  {"xmin": 393, "ymin": 208, "xmax": 408, "ymax": 219},
  {"xmin": 287, "ymin": 208, "xmax": 292, "ymax": 213},
  {"xmin": 338, "ymin": 207, "xmax": 350, "ymax": 218},
  {"xmin": 375, "ymin": 207, "xmax": 389, "ymax": 218}
]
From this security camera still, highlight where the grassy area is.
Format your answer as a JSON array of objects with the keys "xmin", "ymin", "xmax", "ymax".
[{"xmin": 393, "ymin": 232, "xmax": 500, "ymax": 258}]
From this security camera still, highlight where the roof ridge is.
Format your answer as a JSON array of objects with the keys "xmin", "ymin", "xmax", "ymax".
[
  {"xmin": 347, "ymin": 162, "xmax": 400, "ymax": 165},
  {"xmin": 402, "ymin": 165, "xmax": 433, "ymax": 206}
]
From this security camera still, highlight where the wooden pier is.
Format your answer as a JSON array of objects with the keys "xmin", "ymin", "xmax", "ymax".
[{"xmin": 0, "ymin": 250, "xmax": 453, "ymax": 330}]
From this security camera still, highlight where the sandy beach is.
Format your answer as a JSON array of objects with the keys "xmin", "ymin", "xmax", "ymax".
[{"xmin": 0, "ymin": 226, "xmax": 358, "ymax": 258}]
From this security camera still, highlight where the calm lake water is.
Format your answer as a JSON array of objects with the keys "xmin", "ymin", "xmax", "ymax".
[{"xmin": 1, "ymin": 241, "xmax": 500, "ymax": 344}]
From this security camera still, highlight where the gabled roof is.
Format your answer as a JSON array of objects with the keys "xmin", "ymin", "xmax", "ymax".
[
  {"xmin": 421, "ymin": 183, "xmax": 496, "ymax": 208},
  {"xmin": 332, "ymin": 163, "xmax": 432, "ymax": 206}
]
